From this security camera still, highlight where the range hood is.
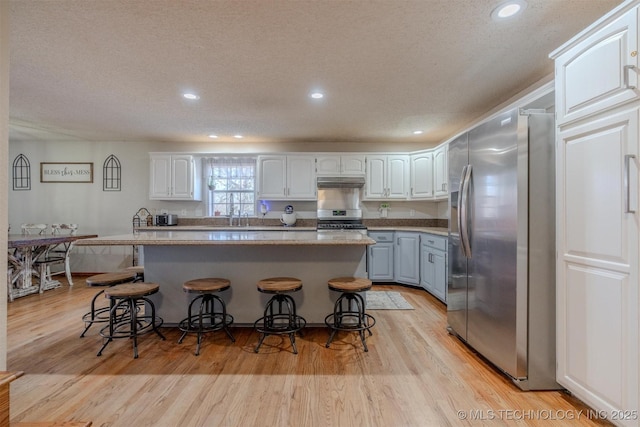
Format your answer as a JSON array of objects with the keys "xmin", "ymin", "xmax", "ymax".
[{"xmin": 316, "ymin": 176, "xmax": 365, "ymax": 188}]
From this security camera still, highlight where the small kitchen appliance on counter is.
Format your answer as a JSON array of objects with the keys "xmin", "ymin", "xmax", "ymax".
[
  {"xmin": 280, "ymin": 205, "xmax": 297, "ymax": 227},
  {"xmin": 154, "ymin": 214, "xmax": 178, "ymax": 226}
]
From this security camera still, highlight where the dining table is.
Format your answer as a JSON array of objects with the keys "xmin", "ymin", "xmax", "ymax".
[{"xmin": 7, "ymin": 233, "xmax": 98, "ymax": 301}]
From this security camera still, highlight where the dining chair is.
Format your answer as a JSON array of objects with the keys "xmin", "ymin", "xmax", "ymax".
[
  {"xmin": 40, "ymin": 223, "xmax": 79, "ymax": 287},
  {"xmin": 20, "ymin": 223, "xmax": 48, "ymax": 235}
]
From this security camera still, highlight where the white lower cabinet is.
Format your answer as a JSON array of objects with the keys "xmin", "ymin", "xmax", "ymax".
[
  {"xmin": 556, "ymin": 107, "xmax": 639, "ymax": 425},
  {"xmin": 367, "ymin": 232, "xmax": 394, "ymax": 281},
  {"xmin": 420, "ymin": 234, "xmax": 447, "ymax": 302},
  {"xmin": 394, "ymin": 232, "xmax": 420, "ymax": 286}
]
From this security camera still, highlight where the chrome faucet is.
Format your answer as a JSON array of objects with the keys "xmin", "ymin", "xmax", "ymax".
[
  {"xmin": 229, "ymin": 194, "xmax": 235, "ymax": 226},
  {"xmin": 244, "ymin": 213, "xmax": 250, "ymax": 227}
]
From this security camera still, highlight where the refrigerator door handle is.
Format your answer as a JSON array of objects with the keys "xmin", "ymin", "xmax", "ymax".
[
  {"xmin": 456, "ymin": 165, "xmax": 467, "ymax": 253},
  {"xmin": 460, "ymin": 164, "xmax": 472, "ymax": 258}
]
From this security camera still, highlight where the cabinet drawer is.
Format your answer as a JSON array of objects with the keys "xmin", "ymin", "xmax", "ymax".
[
  {"xmin": 421, "ymin": 234, "xmax": 447, "ymax": 251},
  {"xmin": 368, "ymin": 232, "xmax": 394, "ymax": 243}
]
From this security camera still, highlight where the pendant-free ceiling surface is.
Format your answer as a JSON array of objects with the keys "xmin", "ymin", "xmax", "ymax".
[{"xmin": 8, "ymin": 0, "xmax": 623, "ymax": 145}]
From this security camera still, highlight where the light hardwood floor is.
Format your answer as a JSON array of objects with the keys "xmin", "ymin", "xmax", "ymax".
[{"xmin": 6, "ymin": 277, "xmax": 611, "ymax": 427}]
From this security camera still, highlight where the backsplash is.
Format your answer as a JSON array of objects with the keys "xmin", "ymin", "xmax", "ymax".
[{"xmin": 178, "ymin": 217, "xmax": 448, "ymax": 228}]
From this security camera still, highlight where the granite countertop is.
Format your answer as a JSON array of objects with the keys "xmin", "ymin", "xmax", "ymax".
[
  {"xmin": 136, "ymin": 225, "xmax": 317, "ymax": 231},
  {"xmin": 367, "ymin": 226, "xmax": 448, "ymax": 236},
  {"xmin": 75, "ymin": 230, "xmax": 375, "ymax": 246},
  {"xmin": 137, "ymin": 225, "xmax": 448, "ymax": 236}
]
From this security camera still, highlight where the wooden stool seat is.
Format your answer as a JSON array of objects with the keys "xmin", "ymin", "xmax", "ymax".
[
  {"xmin": 104, "ymin": 282, "xmax": 159, "ymax": 298},
  {"xmin": 97, "ymin": 282, "xmax": 165, "ymax": 358},
  {"xmin": 124, "ymin": 265, "xmax": 145, "ymax": 281},
  {"xmin": 12, "ymin": 422, "xmax": 93, "ymax": 426},
  {"xmin": 183, "ymin": 278, "xmax": 230, "ymax": 293},
  {"xmin": 257, "ymin": 277, "xmax": 303, "ymax": 293},
  {"xmin": 86, "ymin": 271, "xmax": 136, "ymax": 286},
  {"xmin": 328, "ymin": 277, "xmax": 372, "ymax": 293},
  {"xmin": 125, "ymin": 265, "xmax": 144, "ymax": 274}
]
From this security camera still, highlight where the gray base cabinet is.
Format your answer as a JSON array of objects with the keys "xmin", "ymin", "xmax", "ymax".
[
  {"xmin": 367, "ymin": 232, "xmax": 394, "ymax": 281},
  {"xmin": 394, "ymin": 232, "xmax": 420, "ymax": 286},
  {"xmin": 420, "ymin": 234, "xmax": 447, "ymax": 302},
  {"xmin": 368, "ymin": 230, "xmax": 447, "ymax": 302}
]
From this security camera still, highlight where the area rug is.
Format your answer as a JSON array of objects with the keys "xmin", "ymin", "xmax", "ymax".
[{"xmin": 365, "ymin": 291, "xmax": 414, "ymax": 310}]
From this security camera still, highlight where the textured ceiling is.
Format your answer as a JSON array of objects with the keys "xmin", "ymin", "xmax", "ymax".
[{"xmin": 8, "ymin": 0, "xmax": 623, "ymax": 146}]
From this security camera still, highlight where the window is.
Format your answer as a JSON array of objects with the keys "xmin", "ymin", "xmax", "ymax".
[
  {"xmin": 12, "ymin": 154, "xmax": 31, "ymax": 190},
  {"xmin": 103, "ymin": 154, "xmax": 121, "ymax": 191},
  {"xmin": 205, "ymin": 157, "xmax": 256, "ymax": 217}
]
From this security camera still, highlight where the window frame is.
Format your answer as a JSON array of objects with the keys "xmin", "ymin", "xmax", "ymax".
[{"xmin": 203, "ymin": 156, "xmax": 257, "ymax": 217}]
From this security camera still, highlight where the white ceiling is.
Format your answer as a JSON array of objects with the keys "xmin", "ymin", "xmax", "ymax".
[{"xmin": 8, "ymin": 0, "xmax": 622, "ymax": 147}]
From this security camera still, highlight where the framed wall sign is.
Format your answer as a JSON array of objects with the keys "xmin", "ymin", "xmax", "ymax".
[{"xmin": 40, "ymin": 162, "xmax": 94, "ymax": 183}]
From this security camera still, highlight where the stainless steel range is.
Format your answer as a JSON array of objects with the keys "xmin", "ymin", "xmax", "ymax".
[{"xmin": 316, "ymin": 177, "xmax": 367, "ymax": 233}]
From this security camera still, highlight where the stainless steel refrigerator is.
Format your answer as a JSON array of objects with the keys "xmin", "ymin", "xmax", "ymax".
[{"xmin": 447, "ymin": 108, "xmax": 559, "ymax": 390}]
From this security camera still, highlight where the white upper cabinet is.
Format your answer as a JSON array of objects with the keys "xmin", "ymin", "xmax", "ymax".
[
  {"xmin": 554, "ymin": 7, "xmax": 639, "ymax": 125},
  {"xmin": 316, "ymin": 154, "xmax": 366, "ymax": 176},
  {"xmin": 315, "ymin": 155, "xmax": 341, "ymax": 175},
  {"xmin": 341, "ymin": 155, "xmax": 366, "ymax": 175},
  {"xmin": 258, "ymin": 156, "xmax": 287, "ymax": 199},
  {"xmin": 410, "ymin": 151, "xmax": 434, "ymax": 199},
  {"xmin": 149, "ymin": 154, "xmax": 201, "ymax": 201},
  {"xmin": 409, "ymin": 144, "xmax": 448, "ymax": 200},
  {"xmin": 364, "ymin": 155, "xmax": 409, "ymax": 200},
  {"xmin": 433, "ymin": 144, "xmax": 448, "ymax": 198},
  {"xmin": 287, "ymin": 156, "xmax": 317, "ymax": 199},
  {"xmin": 257, "ymin": 155, "xmax": 316, "ymax": 200}
]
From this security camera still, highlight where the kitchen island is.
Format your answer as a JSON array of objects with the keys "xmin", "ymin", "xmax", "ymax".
[{"xmin": 75, "ymin": 230, "xmax": 375, "ymax": 326}]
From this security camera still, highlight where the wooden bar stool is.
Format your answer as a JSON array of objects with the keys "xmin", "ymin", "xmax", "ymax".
[
  {"xmin": 80, "ymin": 271, "xmax": 138, "ymax": 337},
  {"xmin": 124, "ymin": 265, "xmax": 145, "ymax": 281},
  {"xmin": 254, "ymin": 277, "xmax": 306, "ymax": 354},
  {"xmin": 325, "ymin": 277, "xmax": 376, "ymax": 352},
  {"xmin": 178, "ymin": 278, "xmax": 235, "ymax": 355},
  {"xmin": 97, "ymin": 282, "xmax": 165, "ymax": 359}
]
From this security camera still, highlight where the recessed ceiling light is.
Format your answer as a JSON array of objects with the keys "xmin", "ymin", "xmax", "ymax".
[
  {"xmin": 183, "ymin": 93, "xmax": 200, "ymax": 100},
  {"xmin": 491, "ymin": 0, "xmax": 527, "ymax": 21},
  {"xmin": 234, "ymin": 134, "xmax": 243, "ymax": 139},
  {"xmin": 208, "ymin": 134, "xmax": 218, "ymax": 139},
  {"xmin": 310, "ymin": 92, "xmax": 324, "ymax": 99},
  {"xmin": 413, "ymin": 130, "xmax": 424, "ymax": 135}
]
